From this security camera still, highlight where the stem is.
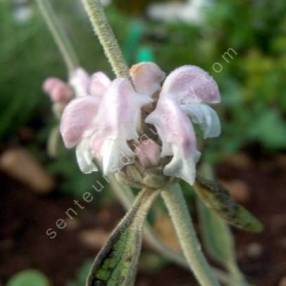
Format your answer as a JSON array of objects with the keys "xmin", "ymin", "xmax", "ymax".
[
  {"xmin": 161, "ymin": 183, "xmax": 220, "ymax": 286},
  {"xmin": 80, "ymin": 0, "xmax": 129, "ymax": 78},
  {"xmin": 200, "ymin": 163, "xmax": 248, "ymax": 286},
  {"xmin": 35, "ymin": 0, "xmax": 79, "ymax": 74},
  {"xmin": 109, "ymin": 177, "xmax": 187, "ymax": 268},
  {"xmin": 110, "ymin": 177, "xmax": 229, "ymax": 284}
]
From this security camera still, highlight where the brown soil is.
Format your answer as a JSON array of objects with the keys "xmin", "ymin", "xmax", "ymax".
[{"xmin": 0, "ymin": 156, "xmax": 286, "ymax": 286}]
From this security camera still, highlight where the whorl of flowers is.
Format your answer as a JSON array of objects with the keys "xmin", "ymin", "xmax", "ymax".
[{"xmin": 44, "ymin": 62, "xmax": 221, "ymax": 186}]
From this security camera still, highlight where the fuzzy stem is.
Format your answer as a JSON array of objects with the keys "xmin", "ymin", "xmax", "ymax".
[
  {"xmin": 161, "ymin": 183, "xmax": 220, "ymax": 286},
  {"xmin": 80, "ymin": 0, "xmax": 129, "ymax": 78},
  {"xmin": 200, "ymin": 163, "xmax": 248, "ymax": 286},
  {"xmin": 109, "ymin": 177, "xmax": 187, "ymax": 268},
  {"xmin": 110, "ymin": 177, "xmax": 229, "ymax": 284},
  {"xmin": 35, "ymin": 0, "xmax": 79, "ymax": 74}
]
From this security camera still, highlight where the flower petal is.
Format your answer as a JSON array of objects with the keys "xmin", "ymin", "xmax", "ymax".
[
  {"xmin": 146, "ymin": 98, "xmax": 200, "ymax": 185},
  {"xmin": 60, "ymin": 96, "xmax": 100, "ymax": 148},
  {"xmin": 130, "ymin": 62, "xmax": 165, "ymax": 96},
  {"xmin": 161, "ymin": 65, "xmax": 220, "ymax": 105},
  {"xmin": 43, "ymin": 77, "xmax": 62, "ymax": 93},
  {"xmin": 90, "ymin": 78, "xmax": 151, "ymax": 174},
  {"xmin": 101, "ymin": 138, "xmax": 134, "ymax": 174},
  {"xmin": 69, "ymin": 68, "xmax": 90, "ymax": 97},
  {"xmin": 76, "ymin": 139, "xmax": 98, "ymax": 174},
  {"xmin": 90, "ymin": 72, "xmax": 111, "ymax": 97},
  {"xmin": 164, "ymin": 144, "xmax": 200, "ymax": 185},
  {"xmin": 183, "ymin": 103, "xmax": 221, "ymax": 138},
  {"xmin": 43, "ymin": 78, "xmax": 73, "ymax": 103}
]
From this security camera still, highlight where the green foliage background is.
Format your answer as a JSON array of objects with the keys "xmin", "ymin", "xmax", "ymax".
[
  {"xmin": 1, "ymin": 1, "xmax": 285, "ymax": 284},
  {"xmin": 1, "ymin": 0, "xmax": 286, "ymax": 194}
]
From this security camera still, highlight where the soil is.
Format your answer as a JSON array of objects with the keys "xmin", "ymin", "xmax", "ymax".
[{"xmin": 0, "ymin": 156, "xmax": 286, "ymax": 286}]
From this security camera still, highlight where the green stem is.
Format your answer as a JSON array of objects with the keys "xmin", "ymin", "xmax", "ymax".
[
  {"xmin": 200, "ymin": 163, "xmax": 248, "ymax": 286},
  {"xmin": 161, "ymin": 183, "xmax": 220, "ymax": 286},
  {"xmin": 35, "ymin": 0, "xmax": 79, "ymax": 74},
  {"xmin": 110, "ymin": 177, "xmax": 229, "ymax": 284},
  {"xmin": 109, "ymin": 177, "xmax": 187, "ymax": 268},
  {"xmin": 80, "ymin": 0, "xmax": 129, "ymax": 78}
]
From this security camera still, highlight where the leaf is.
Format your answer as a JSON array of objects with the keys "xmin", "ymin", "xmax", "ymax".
[
  {"xmin": 194, "ymin": 176, "xmax": 263, "ymax": 232},
  {"xmin": 7, "ymin": 270, "xmax": 50, "ymax": 286},
  {"xmin": 197, "ymin": 201, "xmax": 248, "ymax": 286},
  {"xmin": 86, "ymin": 188, "xmax": 160, "ymax": 286}
]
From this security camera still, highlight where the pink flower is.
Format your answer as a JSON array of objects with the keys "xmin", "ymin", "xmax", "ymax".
[
  {"xmin": 59, "ymin": 62, "xmax": 221, "ymax": 185},
  {"xmin": 146, "ymin": 65, "xmax": 221, "ymax": 185},
  {"xmin": 60, "ymin": 63, "xmax": 164, "ymax": 174},
  {"xmin": 88, "ymin": 78, "xmax": 151, "ymax": 174},
  {"xmin": 130, "ymin": 62, "xmax": 165, "ymax": 95},
  {"xmin": 43, "ymin": 78, "xmax": 73, "ymax": 103}
]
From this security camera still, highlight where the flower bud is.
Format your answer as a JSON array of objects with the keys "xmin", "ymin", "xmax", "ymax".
[
  {"xmin": 135, "ymin": 139, "xmax": 161, "ymax": 168},
  {"xmin": 43, "ymin": 78, "xmax": 73, "ymax": 103}
]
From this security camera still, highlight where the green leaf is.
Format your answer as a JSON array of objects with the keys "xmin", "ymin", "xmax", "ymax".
[
  {"xmin": 194, "ymin": 176, "xmax": 263, "ymax": 233},
  {"xmin": 86, "ymin": 189, "xmax": 160, "ymax": 286},
  {"xmin": 198, "ymin": 200, "xmax": 234, "ymax": 264},
  {"xmin": 7, "ymin": 270, "xmax": 50, "ymax": 286},
  {"xmin": 197, "ymin": 201, "xmax": 248, "ymax": 286}
]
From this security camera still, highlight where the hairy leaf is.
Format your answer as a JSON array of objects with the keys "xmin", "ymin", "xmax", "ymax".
[
  {"xmin": 194, "ymin": 176, "xmax": 263, "ymax": 232},
  {"xmin": 197, "ymin": 201, "xmax": 248, "ymax": 286},
  {"xmin": 86, "ymin": 189, "xmax": 160, "ymax": 286}
]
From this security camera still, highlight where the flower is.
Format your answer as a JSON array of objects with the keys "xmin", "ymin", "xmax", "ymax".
[
  {"xmin": 43, "ymin": 77, "xmax": 73, "ymax": 103},
  {"xmin": 60, "ymin": 63, "xmax": 165, "ymax": 174},
  {"xmin": 59, "ymin": 62, "xmax": 221, "ymax": 186},
  {"xmin": 146, "ymin": 65, "xmax": 221, "ymax": 185}
]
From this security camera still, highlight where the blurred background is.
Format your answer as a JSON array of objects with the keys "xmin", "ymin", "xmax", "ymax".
[{"xmin": 0, "ymin": 0, "xmax": 286, "ymax": 285}]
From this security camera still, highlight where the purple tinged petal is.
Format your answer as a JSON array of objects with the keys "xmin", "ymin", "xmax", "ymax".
[
  {"xmin": 161, "ymin": 65, "xmax": 220, "ymax": 105},
  {"xmin": 130, "ymin": 62, "xmax": 165, "ymax": 95},
  {"xmin": 43, "ymin": 78, "xmax": 62, "ymax": 93},
  {"xmin": 146, "ymin": 98, "xmax": 200, "ymax": 185},
  {"xmin": 60, "ymin": 96, "xmax": 100, "ymax": 149},
  {"xmin": 90, "ymin": 78, "xmax": 151, "ymax": 174},
  {"xmin": 43, "ymin": 78, "xmax": 73, "ymax": 103}
]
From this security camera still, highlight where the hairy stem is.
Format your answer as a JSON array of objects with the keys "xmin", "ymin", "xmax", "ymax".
[
  {"xmin": 161, "ymin": 183, "xmax": 220, "ymax": 286},
  {"xmin": 109, "ymin": 177, "xmax": 187, "ymax": 268},
  {"xmin": 110, "ymin": 177, "xmax": 228, "ymax": 284},
  {"xmin": 80, "ymin": 0, "xmax": 129, "ymax": 78},
  {"xmin": 35, "ymin": 0, "xmax": 79, "ymax": 74}
]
